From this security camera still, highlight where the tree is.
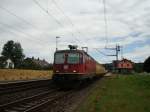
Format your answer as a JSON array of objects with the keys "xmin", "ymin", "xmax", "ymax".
[
  {"xmin": 21, "ymin": 58, "xmax": 52, "ymax": 70},
  {"xmin": 1, "ymin": 40, "xmax": 25, "ymax": 68},
  {"xmin": 134, "ymin": 63, "xmax": 143, "ymax": 73},
  {"xmin": 21, "ymin": 58, "xmax": 41, "ymax": 70},
  {"xmin": 143, "ymin": 56, "xmax": 150, "ymax": 73},
  {"xmin": 0, "ymin": 56, "xmax": 6, "ymax": 68}
]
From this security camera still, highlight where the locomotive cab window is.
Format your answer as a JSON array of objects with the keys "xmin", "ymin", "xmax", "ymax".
[
  {"xmin": 55, "ymin": 53, "xmax": 65, "ymax": 64},
  {"xmin": 67, "ymin": 53, "xmax": 80, "ymax": 64}
]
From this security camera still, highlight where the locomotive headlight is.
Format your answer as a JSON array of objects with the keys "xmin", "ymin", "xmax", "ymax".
[
  {"xmin": 73, "ymin": 70, "xmax": 76, "ymax": 73},
  {"xmin": 56, "ymin": 70, "xmax": 59, "ymax": 73}
]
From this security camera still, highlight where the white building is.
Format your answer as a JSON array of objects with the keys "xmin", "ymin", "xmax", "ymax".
[{"xmin": 5, "ymin": 59, "xmax": 14, "ymax": 69}]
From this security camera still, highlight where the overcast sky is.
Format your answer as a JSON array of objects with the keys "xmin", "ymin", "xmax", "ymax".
[{"xmin": 0, "ymin": 0, "xmax": 150, "ymax": 63}]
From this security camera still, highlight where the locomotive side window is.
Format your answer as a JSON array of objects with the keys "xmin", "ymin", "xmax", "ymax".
[
  {"xmin": 55, "ymin": 53, "xmax": 65, "ymax": 64},
  {"xmin": 67, "ymin": 53, "xmax": 79, "ymax": 64}
]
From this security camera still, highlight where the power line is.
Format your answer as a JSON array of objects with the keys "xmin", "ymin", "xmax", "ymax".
[
  {"xmin": 33, "ymin": 0, "xmax": 64, "ymax": 27},
  {"xmin": 92, "ymin": 49, "xmax": 112, "ymax": 63},
  {"xmin": 0, "ymin": 5, "xmax": 52, "ymax": 40},
  {"xmin": 51, "ymin": 0, "xmax": 86, "ymax": 42},
  {"xmin": 0, "ymin": 25, "xmax": 41, "ymax": 45},
  {"xmin": 105, "ymin": 44, "xmax": 121, "ymax": 61},
  {"xmin": 33, "ymin": 0, "xmax": 83, "ymax": 45},
  {"xmin": 100, "ymin": 0, "xmax": 109, "ymax": 48},
  {"xmin": 90, "ymin": 50, "xmax": 103, "ymax": 61},
  {"xmin": 52, "ymin": 0, "xmax": 84, "ymax": 44},
  {"xmin": 51, "ymin": 0, "xmax": 84, "ymax": 45},
  {"xmin": 0, "ymin": 22, "xmax": 49, "ymax": 45},
  {"xmin": 0, "ymin": 2, "xmax": 82, "ymax": 47},
  {"xmin": 94, "ymin": 48, "xmax": 107, "ymax": 56},
  {"xmin": 0, "ymin": 5, "xmax": 37, "ymax": 29},
  {"xmin": 51, "ymin": 0, "xmax": 74, "ymax": 26},
  {"xmin": 0, "ymin": 26, "xmax": 18, "ymax": 37}
]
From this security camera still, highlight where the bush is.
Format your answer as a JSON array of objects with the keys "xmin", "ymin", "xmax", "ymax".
[{"xmin": 143, "ymin": 56, "xmax": 150, "ymax": 73}]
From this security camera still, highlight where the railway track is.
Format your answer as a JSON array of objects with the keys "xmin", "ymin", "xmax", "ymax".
[
  {"xmin": 0, "ymin": 88, "xmax": 72, "ymax": 112},
  {"xmin": 0, "ymin": 79, "xmax": 52, "ymax": 95}
]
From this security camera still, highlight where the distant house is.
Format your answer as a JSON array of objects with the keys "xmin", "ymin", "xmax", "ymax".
[
  {"xmin": 0, "ymin": 57, "xmax": 14, "ymax": 69},
  {"xmin": 32, "ymin": 58, "xmax": 50, "ymax": 68},
  {"xmin": 5, "ymin": 58, "xmax": 14, "ymax": 69},
  {"xmin": 113, "ymin": 58, "xmax": 134, "ymax": 73},
  {"xmin": 23, "ymin": 57, "xmax": 51, "ymax": 70}
]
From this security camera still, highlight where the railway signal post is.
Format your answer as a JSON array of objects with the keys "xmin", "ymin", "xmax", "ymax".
[{"xmin": 105, "ymin": 44, "xmax": 121, "ymax": 72}]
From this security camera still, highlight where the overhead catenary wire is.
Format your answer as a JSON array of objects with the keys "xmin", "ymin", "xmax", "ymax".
[
  {"xmin": 0, "ymin": 22, "xmax": 49, "ymax": 45},
  {"xmin": 52, "ymin": 2, "xmax": 85, "ymax": 46},
  {"xmin": 33, "ymin": 0, "xmax": 83, "ymax": 45},
  {"xmin": 0, "ymin": 25, "xmax": 42, "ymax": 45},
  {"xmin": 0, "ymin": 1, "xmax": 81, "ymax": 46},
  {"xmin": 0, "ymin": 25, "xmax": 18, "ymax": 37},
  {"xmin": 0, "ymin": 25, "xmax": 42, "ymax": 46},
  {"xmin": 94, "ymin": 48, "xmax": 107, "ymax": 56},
  {"xmin": 100, "ymin": 0, "xmax": 109, "ymax": 48},
  {"xmin": 51, "ymin": 0, "xmax": 87, "ymax": 46},
  {"xmin": 89, "ymin": 50, "xmax": 103, "ymax": 62},
  {"xmin": 33, "ymin": 0, "xmax": 64, "ymax": 27},
  {"xmin": 89, "ymin": 0, "xmax": 109, "ymax": 56},
  {"xmin": 0, "ymin": 1, "xmax": 82, "ymax": 50},
  {"xmin": 0, "ymin": 5, "xmax": 39, "ymax": 30},
  {"xmin": 0, "ymin": 5, "xmax": 53, "ymax": 42},
  {"xmin": 92, "ymin": 49, "xmax": 112, "ymax": 63},
  {"xmin": 51, "ymin": 0, "xmax": 74, "ymax": 26}
]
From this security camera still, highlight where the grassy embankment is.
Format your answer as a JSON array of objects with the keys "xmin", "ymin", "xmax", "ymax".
[
  {"xmin": 0, "ymin": 69, "xmax": 53, "ymax": 81},
  {"xmin": 77, "ymin": 73, "xmax": 150, "ymax": 112}
]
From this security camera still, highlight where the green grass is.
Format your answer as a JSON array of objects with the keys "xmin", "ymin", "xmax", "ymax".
[{"xmin": 76, "ymin": 73, "xmax": 150, "ymax": 112}]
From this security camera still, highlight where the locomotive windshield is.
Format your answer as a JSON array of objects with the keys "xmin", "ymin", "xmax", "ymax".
[
  {"xmin": 55, "ymin": 52, "xmax": 81, "ymax": 64},
  {"xmin": 55, "ymin": 53, "xmax": 65, "ymax": 64},
  {"xmin": 67, "ymin": 53, "xmax": 79, "ymax": 64}
]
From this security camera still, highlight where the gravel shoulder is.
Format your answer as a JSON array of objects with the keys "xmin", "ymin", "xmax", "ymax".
[{"xmin": 41, "ymin": 78, "xmax": 104, "ymax": 112}]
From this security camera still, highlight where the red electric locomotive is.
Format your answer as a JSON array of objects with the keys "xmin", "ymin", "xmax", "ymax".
[{"xmin": 52, "ymin": 45, "xmax": 106, "ymax": 87}]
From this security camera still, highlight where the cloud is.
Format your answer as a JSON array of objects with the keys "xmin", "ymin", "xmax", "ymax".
[
  {"xmin": 0, "ymin": 0, "xmax": 150, "ymax": 63},
  {"xmin": 124, "ymin": 45, "xmax": 150, "ymax": 62}
]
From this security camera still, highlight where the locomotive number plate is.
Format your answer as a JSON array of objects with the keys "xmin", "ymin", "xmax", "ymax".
[{"xmin": 64, "ymin": 65, "xmax": 68, "ymax": 69}]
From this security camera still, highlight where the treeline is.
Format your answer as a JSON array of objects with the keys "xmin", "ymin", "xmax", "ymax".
[
  {"xmin": 19, "ymin": 58, "xmax": 53, "ymax": 70},
  {"xmin": 133, "ymin": 56, "xmax": 150, "ymax": 73},
  {"xmin": 0, "ymin": 40, "xmax": 52, "ymax": 70}
]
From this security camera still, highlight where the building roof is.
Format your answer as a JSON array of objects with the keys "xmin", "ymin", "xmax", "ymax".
[
  {"xmin": 120, "ymin": 58, "xmax": 133, "ymax": 63},
  {"xmin": 33, "ymin": 58, "xmax": 49, "ymax": 67},
  {"xmin": 27, "ymin": 57, "xmax": 50, "ymax": 67}
]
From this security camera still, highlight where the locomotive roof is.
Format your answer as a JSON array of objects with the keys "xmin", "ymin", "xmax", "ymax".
[{"xmin": 55, "ymin": 49, "xmax": 85, "ymax": 53}]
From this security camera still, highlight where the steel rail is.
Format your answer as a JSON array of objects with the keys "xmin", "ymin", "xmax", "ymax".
[
  {"xmin": 0, "ymin": 80, "xmax": 52, "ymax": 95},
  {"xmin": 24, "ymin": 91, "xmax": 72, "ymax": 112},
  {"xmin": 0, "ymin": 89, "xmax": 60, "ymax": 112}
]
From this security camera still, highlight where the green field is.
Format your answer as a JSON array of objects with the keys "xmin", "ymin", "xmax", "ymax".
[{"xmin": 77, "ymin": 74, "xmax": 150, "ymax": 112}]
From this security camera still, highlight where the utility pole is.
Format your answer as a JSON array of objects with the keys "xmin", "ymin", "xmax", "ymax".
[
  {"xmin": 56, "ymin": 36, "xmax": 60, "ymax": 51},
  {"xmin": 105, "ymin": 44, "xmax": 120, "ymax": 61},
  {"xmin": 116, "ymin": 45, "xmax": 120, "ymax": 61},
  {"xmin": 105, "ymin": 44, "xmax": 120, "ymax": 72}
]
